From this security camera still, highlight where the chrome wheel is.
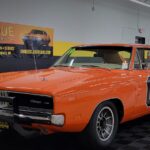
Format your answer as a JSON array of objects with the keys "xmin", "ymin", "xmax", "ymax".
[{"xmin": 96, "ymin": 106, "xmax": 115, "ymax": 141}]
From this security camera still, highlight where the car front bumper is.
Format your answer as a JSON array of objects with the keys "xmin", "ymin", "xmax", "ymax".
[
  {"xmin": 0, "ymin": 91, "xmax": 64, "ymax": 135},
  {"xmin": 0, "ymin": 109, "xmax": 64, "ymax": 126}
]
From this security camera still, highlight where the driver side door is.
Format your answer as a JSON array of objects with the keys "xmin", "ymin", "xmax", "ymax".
[{"xmin": 131, "ymin": 48, "xmax": 150, "ymax": 115}]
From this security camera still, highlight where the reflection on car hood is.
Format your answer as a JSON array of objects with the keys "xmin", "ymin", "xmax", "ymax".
[{"xmin": 0, "ymin": 67, "xmax": 117, "ymax": 95}]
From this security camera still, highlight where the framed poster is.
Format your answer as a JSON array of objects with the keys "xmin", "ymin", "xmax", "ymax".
[{"xmin": 0, "ymin": 22, "xmax": 54, "ymax": 72}]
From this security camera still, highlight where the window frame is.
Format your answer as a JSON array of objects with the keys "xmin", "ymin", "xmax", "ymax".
[
  {"xmin": 134, "ymin": 48, "xmax": 150, "ymax": 70},
  {"xmin": 134, "ymin": 50, "xmax": 142, "ymax": 70}
]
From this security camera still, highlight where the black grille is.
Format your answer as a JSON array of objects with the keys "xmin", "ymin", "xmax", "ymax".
[
  {"xmin": 8, "ymin": 92, "xmax": 53, "ymax": 110},
  {"xmin": 0, "ymin": 91, "xmax": 53, "ymax": 125}
]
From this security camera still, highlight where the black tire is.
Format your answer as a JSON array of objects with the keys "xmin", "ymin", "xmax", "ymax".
[{"xmin": 82, "ymin": 101, "xmax": 119, "ymax": 149}]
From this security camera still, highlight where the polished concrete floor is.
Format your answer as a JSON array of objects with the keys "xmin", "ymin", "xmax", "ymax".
[{"xmin": 1, "ymin": 115, "xmax": 150, "ymax": 150}]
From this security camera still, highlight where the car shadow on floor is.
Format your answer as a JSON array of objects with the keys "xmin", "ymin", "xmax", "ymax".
[{"xmin": 1, "ymin": 115, "xmax": 150, "ymax": 150}]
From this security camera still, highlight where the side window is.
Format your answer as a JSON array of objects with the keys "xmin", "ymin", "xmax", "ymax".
[
  {"xmin": 138, "ymin": 49, "xmax": 150, "ymax": 69},
  {"xmin": 134, "ymin": 52, "xmax": 142, "ymax": 69}
]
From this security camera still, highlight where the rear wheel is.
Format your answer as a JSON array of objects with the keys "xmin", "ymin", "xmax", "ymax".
[{"xmin": 83, "ymin": 101, "xmax": 119, "ymax": 149}]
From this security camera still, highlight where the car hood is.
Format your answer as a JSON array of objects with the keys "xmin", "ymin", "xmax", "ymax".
[{"xmin": 0, "ymin": 67, "xmax": 117, "ymax": 95}]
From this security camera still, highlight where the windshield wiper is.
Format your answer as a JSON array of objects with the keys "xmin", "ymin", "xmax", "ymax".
[
  {"xmin": 81, "ymin": 65, "xmax": 100, "ymax": 68},
  {"xmin": 53, "ymin": 64, "xmax": 69, "ymax": 67},
  {"xmin": 81, "ymin": 65, "xmax": 111, "ymax": 70}
]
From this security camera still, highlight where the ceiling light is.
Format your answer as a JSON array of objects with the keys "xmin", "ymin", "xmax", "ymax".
[{"xmin": 130, "ymin": 0, "xmax": 150, "ymax": 8}]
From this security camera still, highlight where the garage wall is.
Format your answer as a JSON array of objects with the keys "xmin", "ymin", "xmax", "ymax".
[
  {"xmin": 0, "ymin": 0, "xmax": 150, "ymax": 44},
  {"xmin": 83, "ymin": 0, "xmax": 150, "ymax": 44},
  {"xmin": 0, "ymin": 0, "xmax": 87, "ymax": 43}
]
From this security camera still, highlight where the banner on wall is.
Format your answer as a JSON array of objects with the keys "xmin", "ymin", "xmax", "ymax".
[{"xmin": 0, "ymin": 22, "xmax": 54, "ymax": 72}]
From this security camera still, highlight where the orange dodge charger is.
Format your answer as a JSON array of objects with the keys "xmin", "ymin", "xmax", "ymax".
[{"xmin": 0, "ymin": 43, "xmax": 150, "ymax": 148}]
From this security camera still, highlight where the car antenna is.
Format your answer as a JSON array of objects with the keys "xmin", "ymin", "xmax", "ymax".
[{"xmin": 31, "ymin": 42, "xmax": 38, "ymax": 72}]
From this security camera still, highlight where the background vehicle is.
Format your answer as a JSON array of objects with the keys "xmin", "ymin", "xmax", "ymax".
[{"xmin": 0, "ymin": 44, "xmax": 150, "ymax": 149}]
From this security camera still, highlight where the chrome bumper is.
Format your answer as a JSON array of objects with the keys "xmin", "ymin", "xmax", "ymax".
[
  {"xmin": 0, "ymin": 108, "xmax": 64, "ymax": 126},
  {"xmin": 0, "ymin": 108, "xmax": 51, "ymax": 124},
  {"xmin": 0, "ymin": 91, "xmax": 64, "ymax": 126}
]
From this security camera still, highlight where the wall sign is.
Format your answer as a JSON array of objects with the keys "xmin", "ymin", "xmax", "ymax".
[{"xmin": 0, "ymin": 22, "xmax": 54, "ymax": 72}]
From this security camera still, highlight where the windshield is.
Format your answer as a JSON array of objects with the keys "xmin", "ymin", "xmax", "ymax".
[{"xmin": 53, "ymin": 46, "xmax": 132, "ymax": 70}]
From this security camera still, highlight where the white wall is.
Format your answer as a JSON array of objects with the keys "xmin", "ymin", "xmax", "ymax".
[
  {"xmin": 0, "ymin": 0, "xmax": 150, "ymax": 44},
  {"xmin": 82, "ymin": 0, "xmax": 150, "ymax": 44}
]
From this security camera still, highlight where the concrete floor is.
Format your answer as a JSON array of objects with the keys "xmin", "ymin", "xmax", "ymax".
[{"xmin": 1, "ymin": 115, "xmax": 150, "ymax": 150}]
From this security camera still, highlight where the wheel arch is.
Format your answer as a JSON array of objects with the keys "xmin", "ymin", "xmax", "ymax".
[
  {"xmin": 93, "ymin": 98, "xmax": 124, "ymax": 123},
  {"xmin": 82, "ymin": 99, "xmax": 122, "ymax": 148},
  {"xmin": 109, "ymin": 98, "xmax": 124, "ymax": 122}
]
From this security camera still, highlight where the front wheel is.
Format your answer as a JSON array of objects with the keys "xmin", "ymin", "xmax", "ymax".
[{"xmin": 83, "ymin": 101, "xmax": 119, "ymax": 149}]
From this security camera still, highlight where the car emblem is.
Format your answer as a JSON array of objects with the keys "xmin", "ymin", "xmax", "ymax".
[
  {"xmin": 0, "ymin": 91, "xmax": 9, "ymax": 97},
  {"xmin": 30, "ymin": 99, "xmax": 42, "ymax": 104}
]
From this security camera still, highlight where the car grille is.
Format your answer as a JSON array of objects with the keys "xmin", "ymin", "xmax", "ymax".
[
  {"xmin": 0, "ymin": 91, "xmax": 53, "ymax": 124},
  {"xmin": 8, "ymin": 92, "xmax": 53, "ymax": 110}
]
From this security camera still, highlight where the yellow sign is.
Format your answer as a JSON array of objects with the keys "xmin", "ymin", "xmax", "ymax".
[{"xmin": 0, "ymin": 22, "xmax": 53, "ymax": 46}]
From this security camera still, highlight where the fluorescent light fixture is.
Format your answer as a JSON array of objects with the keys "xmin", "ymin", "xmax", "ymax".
[{"xmin": 130, "ymin": 0, "xmax": 150, "ymax": 8}]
